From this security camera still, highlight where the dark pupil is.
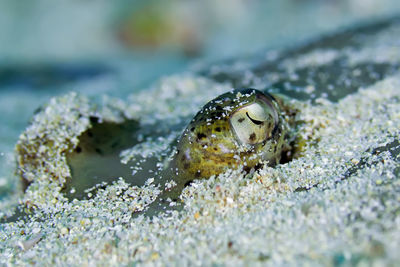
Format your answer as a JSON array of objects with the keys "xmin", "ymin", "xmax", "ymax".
[{"xmin": 246, "ymin": 112, "xmax": 264, "ymax": 125}]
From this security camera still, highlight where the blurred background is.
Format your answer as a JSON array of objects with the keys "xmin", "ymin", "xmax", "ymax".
[
  {"xmin": 1, "ymin": 0, "xmax": 400, "ymax": 63},
  {"xmin": 1, "ymin": 0, "xmax": 400, "ymax": 194}
]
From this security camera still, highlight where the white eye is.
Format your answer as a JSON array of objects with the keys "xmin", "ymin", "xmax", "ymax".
[
  {"xmin": 230, "ymin": 101, "xmax": 278, "ymax": 145},
  {"xmin": 245, "ymin": 102, "xmax": 270, "ymax": 122}
]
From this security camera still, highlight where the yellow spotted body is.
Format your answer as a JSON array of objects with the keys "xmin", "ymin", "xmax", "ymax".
[{"xmin": 154, "ymin": 88, "xmax": 297, "ymax": 206}]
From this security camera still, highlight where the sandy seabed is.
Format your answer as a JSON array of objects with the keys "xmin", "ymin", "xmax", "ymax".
[
  {"xmin": 0, "ymin": 71, "xmax": 399, "ymax": 266},
  {"xmin": 1, "ymin": 18, "xmax": 400, "ymax": 266}
]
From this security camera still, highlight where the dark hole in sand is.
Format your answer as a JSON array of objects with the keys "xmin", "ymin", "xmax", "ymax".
[{"xmin": 64, "ymin": 118, "xmax": 163, "ymax": 199}]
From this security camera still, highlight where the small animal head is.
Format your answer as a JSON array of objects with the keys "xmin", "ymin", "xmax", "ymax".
[{"xmin": 173, "ymin": 88, "xmax": 288, "ymax": 181}]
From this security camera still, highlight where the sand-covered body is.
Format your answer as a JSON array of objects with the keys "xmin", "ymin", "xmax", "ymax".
[
  {"xmin": 149, "ymin": 89, "xmax": 299, "ymax": 210},
  {"xmin": 174, "ymin": 90, "xmax": 292, "ymax": 180}
]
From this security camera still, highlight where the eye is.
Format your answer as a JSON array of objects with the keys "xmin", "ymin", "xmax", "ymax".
[
  {"xmin": 246, "ymin": 112, "xmax": 263, "ymax": 125},
  {"xmin": 230, "ymin": 100, "xmax": 278, "ymax": 145}
]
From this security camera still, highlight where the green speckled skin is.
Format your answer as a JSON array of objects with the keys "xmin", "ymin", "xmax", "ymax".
[{"xmin": 156, "ymin": 88, "xmax": 297, "ymax": 203}]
